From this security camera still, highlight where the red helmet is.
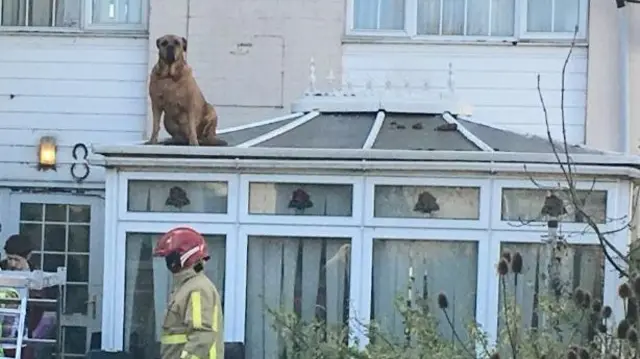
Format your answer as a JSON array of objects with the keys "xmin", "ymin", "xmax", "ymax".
[{"xmin": 153, "ymin": 227, "xmax": 210, "ymax": 269}]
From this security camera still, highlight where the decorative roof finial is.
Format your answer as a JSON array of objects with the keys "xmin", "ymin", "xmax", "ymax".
[
  {"xmin": 447, "ymin": 62, "xmax": 455, "ymax": 94},
  {"xmin": 308, "ymin": 57, "xmax": 317, "ymax": 94},
  {"xmin": 326, "ymin": 69, "xmax": 336, "ymax": 94}
]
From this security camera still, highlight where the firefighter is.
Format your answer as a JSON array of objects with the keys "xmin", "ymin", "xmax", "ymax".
[{"xmin": 153, "ymin": 227, "xmax": 224, "ymax": 359}]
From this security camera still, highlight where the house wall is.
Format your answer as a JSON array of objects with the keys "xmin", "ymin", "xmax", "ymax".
[
  {"xmin": 0, "ymin": 35, "xmax": 148, "ymax": 185},
  {"xmin": 144, "ymin": 0, "xmax": 345, "ymax": 138},
  {"xmin": 342, "ymin": 43, "xmax": 588, "ymax": 145},
  {"xmin": 585, "ymin": 2, "xmax": 640, "ymax": 154}
]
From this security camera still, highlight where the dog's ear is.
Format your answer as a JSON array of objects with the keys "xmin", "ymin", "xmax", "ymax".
[
  {"xmin": 156, "ymin": 36, "xmax": 162, "ymax": 49},
  {"xmin": 181, "ymin": 37, "xmax": 188, "ymax": 52}
]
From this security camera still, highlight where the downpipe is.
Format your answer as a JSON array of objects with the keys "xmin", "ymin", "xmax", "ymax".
[{"xmin": 618, "ymin": 6, "xmax": 631, "ymax": 154}]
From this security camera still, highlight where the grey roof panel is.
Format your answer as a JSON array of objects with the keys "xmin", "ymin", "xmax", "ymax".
[
  {"xmin": 373, "ymin": 113, "xmax": 481, "ymax": 151},
  {"xmin": 256, "ymin": 112, "xmax": 376, "ymax": 149},
  {"xmin": 219, "ymin": 117, "xmax": 301, "ymax": 146},
  {"xmin": 456, "ymin": 118, "xmax": 603, "ymax": 154}
]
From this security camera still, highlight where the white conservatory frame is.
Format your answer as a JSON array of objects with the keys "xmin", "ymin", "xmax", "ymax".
[{"xmin": 99, "ymin": 166, "xmax": 631, "ymax": 352}]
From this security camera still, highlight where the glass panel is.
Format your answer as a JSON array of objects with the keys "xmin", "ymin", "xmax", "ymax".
[
  {"xmin": 92, "ymin": 0, "xmax": 142, "ymax": 24},
  {"xmin": 68, "ymin": 205, "xmax": 91, "ymax": 223},
  {"xmin": 44, "ymin": 224, "xmax": 66, "ymax": 252},
  {"xmin": 526, "ymin": 0, "xmax": 552, "ymax": 32},
  {"xmin": 245, "ymin": 236, "xmax": 351, "ymax": 359},
  {"xmin": 374, "ymin": 185, "xmax": 481, "ymax": 220},
  {"xmin": 353, "ymin": 0, "xmax": 404, "ymax": 30},
  {"xmin": 20, "ymin": 223, "xmax": 42, "ymax": 251},
  {"xmin": 497, "ymin": 243, "xmax": 603, "ymax": 346},
  {"xmin": 124, "ymin": 233, "xmax": 226, "ymax": 358},
  {"xmin": 68, "ymin": 225, "xmax": 90, "ymax": 253},
  {"xmin": 63, "ymin": 326, "xmax": 87, "ymax": 354},
  {"xmin": 501, "ymin": 188, "xmax": 608, "ymax": 224},
  {"xmin": 127, "ymin": 180, "xmax": 228, "ymax": 214},
  {"xmin": 371, "ymin": 239, "xmax": 478, "ymax": 343},
  {"xmin": 65, "ymin": 284, "xmax": 89, "ymax": 314},
  {"xmin": 248, "ymin": 182, "xmax": 353, "ymax": 217},
  {"xmin": 45, "ymin": 204, "xmax": 67, "ymax": 222},
  {"xmin": 20, "ymin": 203, "xmax": 42, "ymax": 221}
]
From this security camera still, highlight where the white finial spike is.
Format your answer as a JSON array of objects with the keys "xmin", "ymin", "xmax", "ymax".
[
  {"xmin": 308, "ymin": 57, "xmax": 317, "ymax": 94},
  {"xmin": 326, "ymin": 69, "xmax": 336, "ymax": 94},
  {"xmin": 447, "ymin": 62, "xmax": 455, "ymax": 94}
]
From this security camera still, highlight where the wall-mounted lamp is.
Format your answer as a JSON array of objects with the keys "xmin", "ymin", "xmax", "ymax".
[{"xmin": 38, "ymin": 136, "xmax": 57, "ymax": 171}]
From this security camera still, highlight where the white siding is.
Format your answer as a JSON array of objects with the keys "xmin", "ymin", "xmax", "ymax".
[
  {"xmin": 0, "ymin": 36, "xmax": 147, "ymax": 185},
  {"xmin": 343, "ymin": 44, "xmax": 588, "ymax": 144}
]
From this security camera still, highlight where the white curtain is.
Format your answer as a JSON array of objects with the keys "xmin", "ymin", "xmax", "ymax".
[
  {"xmin": 372, "ymin": 240, "xmax": 478, "ymax": 343},
  {"xmin": 1, "ymin": 0, "xmax": 79, "ymax": 27},
  {"xmin": 527, "ymin": 0, "xmax": 580, "ymax": 33},
  {"xmin": 501, "ymin": 189, "xmax": 608, "ymax": 224},
  {"xmin": 249, "ymin": 183, "xmax": 353, "ymax": 217},
  {"xmin": 124, "ymin": 233, "xmax": 226, "ymax": 358},
  {"xmin": 498, "ymin": 243, "xmax": 603, "ymax": 341},
  {"xmin": 417, "ymin": 0, "xmax": 515, "ymax": 36},
  {"xmin": 353, "ymin": 0, "xmax": 405, "ymax": 30},
  {"xmin": 1, "ymin": 0, "xmax": 25, "ymax": 26},
  {"xmin": 245, "ymin": 236, "xmax": 350, "ymax": 359},
  {"xmin": 128, "ymin": 180, "xmax": 228, "ymax": 214},
  {"xmin": 374, "ymin": 185, "xmax": 480, "ymax": 220},
  {"xmin": 92, "ymin": 0, "xmax": 142, "ymax": 24}
]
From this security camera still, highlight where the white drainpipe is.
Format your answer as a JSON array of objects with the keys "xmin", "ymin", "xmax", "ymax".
[{"xmin": 618, "ymin": 6, "xmax": 631, "ymax": 154}]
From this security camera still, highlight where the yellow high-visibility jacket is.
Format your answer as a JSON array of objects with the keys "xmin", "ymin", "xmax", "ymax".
[{"xmin": 160, "ymin": 268, "xmax": 224, "ymax": 359}]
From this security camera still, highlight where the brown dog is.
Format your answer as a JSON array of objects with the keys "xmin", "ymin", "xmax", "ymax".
[{"xmin": 147, "ymin": 34, "xmax": 227, "ymax": 146}]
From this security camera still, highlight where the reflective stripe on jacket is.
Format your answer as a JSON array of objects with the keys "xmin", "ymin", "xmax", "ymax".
[{"xmin": 160, "ymin": 268, "xmax": 223, "ymax": 359}]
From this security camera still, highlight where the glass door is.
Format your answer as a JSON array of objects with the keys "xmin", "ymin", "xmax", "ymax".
[{"xmin": 8, "ymin": 193, "xmax": 104, "ymax": 359}]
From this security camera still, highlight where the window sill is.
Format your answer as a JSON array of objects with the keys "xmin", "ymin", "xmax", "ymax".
[
  {"xmin": 342, "ymin": 35, "xmax": 588, "ymax": 48},
  {"xmin": 0, "ymin": 28, "xmax": 148, "ymax": 39}
]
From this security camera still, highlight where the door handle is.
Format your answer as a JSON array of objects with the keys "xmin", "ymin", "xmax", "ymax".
[{"xmin": 85, "ymin": 295, "xmax": 97, "ymax": 319}]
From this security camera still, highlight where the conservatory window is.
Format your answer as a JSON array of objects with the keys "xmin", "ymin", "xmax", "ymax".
[
  {"xmin": 127, "ymin": 180, "xmax": 228, "ymax": 214},
  {"xmin": 373, "ymin": 184, "xmax": 480, "ymax": 220},
  {"xmin": 370, "ymin": 239, "xmax": 478, "ymax": 342},
  {"xmin": 248, "ymin": 182, "xmax": 353, "ymax": 217},
  {"xmin": 244, "ymin": 236, "xmax": 351, "ymax": 359},
  {"xmin": 123, "ymin": 233, "xmax": 226, "ymax": 358},
  {"xmin": 500, "ymin": 188, "xmax": 608, "ymax": 224},
  {"xmin": 497, "ymin": 242, "xmax": 604, "ymax": 340}
]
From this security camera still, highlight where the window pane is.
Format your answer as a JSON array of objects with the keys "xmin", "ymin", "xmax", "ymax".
[
  {"xmin": 527, "ymin": 0, "xmax": 552, "ymax": 32},
  {"xmin": 248, "ymin": 182, "xmax": 353, "ymax": 217},
  {"xmin": 417, "ymin": 0, "xmax": 440, "ymax": 35},
  {"xmin": 498, "ymin": 243, "xmax": 603, "ymax": 346},
  {"xmin": 54, "ymin": 0, "xmax": 81, "ymax": 27},
  {"xmin": 371, "ymin": 239, "xmax": 478, "ymax": 342},
  {"xmin": 442, "ymin": 0, "xmax": 464, "ymax": 35},
  {"xmin": 379, "ymin": 0, "xmax": 405, "ymax": 30},
  {"xmin": 491, "ymin": 0, "xmax": 515, "ymax": 36},
  {"xmin": 28, "ymin": 0, "xmax": 52, "ymax": 26},
  {"xmin": 124, "ymin": 233, "xmax": 226, "ymax": 358},
  {"xmin": 1, "ymin": 0, "xmax": 26, "ymax": 26},
  {"xmin": 374, "ymin": 185, "xmax": 480, "ymax": 220},
  {"xmin": 245, "ymin": 236, "xmax": 351, "ymax": 359},
  {"xmin": 553, "ymin": 0, "xmax": 580, "ymax": 33},
  {"xmin": 92, "ymin": 0, "xmax": 142, "ymax": 25},
  {"xmin": 501, "ymin": 188, "xmax": 608, "ymax": 224},
  {"xmin": 466, "ymin": 0, "xmax": 490, "ymax": 35},
  {"xmin": 353, "ymin": 0, "xmax": 404, "ymax": 30},
  {"xmin": 127, "ymin": 180, "xmax": 228, "ymax": 214}
]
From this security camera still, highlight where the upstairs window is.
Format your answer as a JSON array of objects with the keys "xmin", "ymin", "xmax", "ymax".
[
  {"xmin": 349, "ymin": 0, "xmax": 588, "ymax": 41},
  {"xmin": 0, "ymin": 0, "xmax": 148, "ymax": 31}
]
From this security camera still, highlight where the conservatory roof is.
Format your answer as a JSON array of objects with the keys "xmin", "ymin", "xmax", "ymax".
[{"xmin": 91, "ymin": 94, "xmax": 640, "ymax": 177}]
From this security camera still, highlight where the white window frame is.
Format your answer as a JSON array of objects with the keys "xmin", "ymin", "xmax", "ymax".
[
  {"xmin": 0, "ymin": 0, "xmax": 149, "ymax": 33},
  {"xmin": 360, "ymin": 227, "xmax": 491, "ymax": 348},
  {"xmin": 364, "ymin": 176, "xmax": 491, "ymax": 229},
  {"xmin": 345, "ymin": 0, "xmax": 589, "ymax": 42},
  {"xmin": 491, "ymin": 178, "xmax": 619, "ymax": 233},
  {"xmin": 235, "ymin": 225, "xmax": 363, "ymax": 347},
  {"xmin": 117, "ymin": 171, "xmax": 239, "ymax": 224},
  {"xmin": 484, "ymin": 229, "xmax": 627, "ymax": 346},
  {"xmin": 104, "ymin": 221, "xmax": 237, "ymax": 351},
  {"xmin": 238, "ymin": 174, "xmax": 363, "ymax": 227}
]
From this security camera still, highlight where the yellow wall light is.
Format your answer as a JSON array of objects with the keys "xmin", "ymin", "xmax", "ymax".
[{"xmin": 38, "ymin": 136, "xmax": 57, "ymax": 170}]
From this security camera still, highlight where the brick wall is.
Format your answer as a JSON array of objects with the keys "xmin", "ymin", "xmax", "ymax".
[{"xmin": 145, "ymin": 0, "xmax": 345, "ymax": 137}]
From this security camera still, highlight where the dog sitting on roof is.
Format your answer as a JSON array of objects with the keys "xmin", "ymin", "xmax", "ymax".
[{"xmin": 146, "ymin": 34, "xmax": 227, "ymax": 146}]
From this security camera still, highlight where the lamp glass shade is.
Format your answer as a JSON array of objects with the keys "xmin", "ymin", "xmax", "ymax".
[{"xmin": 39, "ymin": 138, "xmax": 57, "ymax": 166}]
